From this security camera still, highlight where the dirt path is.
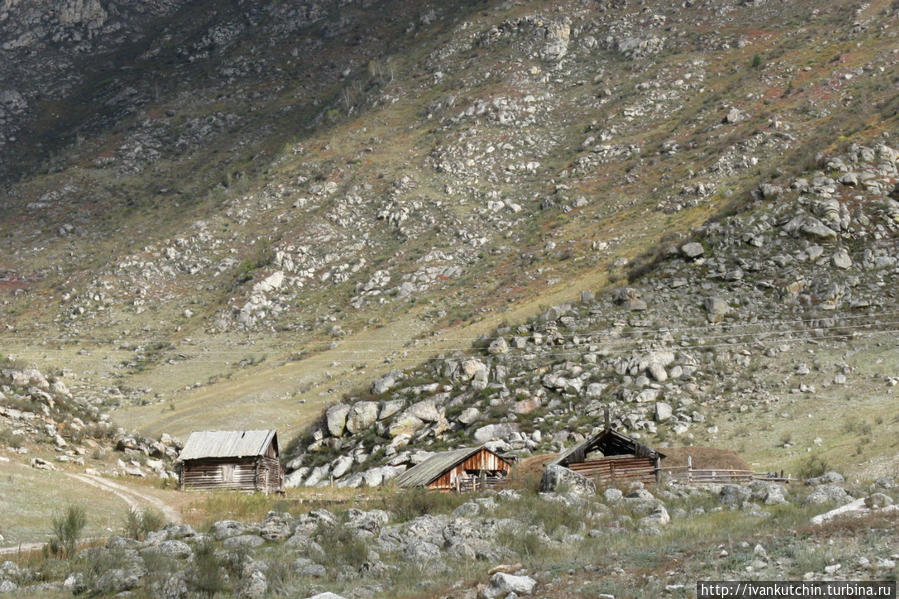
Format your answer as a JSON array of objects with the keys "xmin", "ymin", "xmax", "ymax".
[
  {"xmin": 0, "ymin": 473, "xmax": 181, "ymax": 556},
  {"xmin": 65, "ymin": 473, "xmax": 182, "ymax": 524}
]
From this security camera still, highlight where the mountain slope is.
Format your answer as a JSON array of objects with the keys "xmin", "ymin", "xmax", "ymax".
[{"xmin": 0, "ymin": 0, "xmax": 897, "ymax": 462}]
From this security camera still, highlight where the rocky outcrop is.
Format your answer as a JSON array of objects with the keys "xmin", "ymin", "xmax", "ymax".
[{"xmin": 539, "ymin": 465, "xmax": 596, "ymax": 497}]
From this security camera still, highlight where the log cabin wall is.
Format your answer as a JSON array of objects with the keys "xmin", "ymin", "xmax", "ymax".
[
  {"xmin": 567, "ymin": 455, "xmax": 658, "ymax": 485},
  {"xmin": 181, "ymin": 456, "xmax": 283, "ymax": 493}
]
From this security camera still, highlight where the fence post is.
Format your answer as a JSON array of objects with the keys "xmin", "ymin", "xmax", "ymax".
[{"xmin": 687, "ymin": 456, "xmax": 693, "ymax": 483}]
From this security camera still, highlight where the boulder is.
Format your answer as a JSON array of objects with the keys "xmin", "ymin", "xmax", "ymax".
[
  {"xmin": 807, "ymin": 471, "xmax": 844, "ymax": 486},
  {"xmin": 371, "ymin": 371, "xmax": 399, "ymax": 395},
  {"xmin": 703, "ymin": 296, "xmax": 730, "ymax": 322},
  {"xmin": 782, "ymin": 214, "xmax": 838, "ymax": 239},
  {"xmin": 388, "ymin": 414, "xmax": 425, "ymax": 438},
  {"xmin": 484, "ymin": 572, "xmax": 537, "ymax": 597},
  {"xmin": 331, "ymin": 456, "xmax": 355, "ymax": 479},
  {"xmin": 720, "ymin": 485, "xmax": 751, "ymax": 507},
  {"xmin": 680, "ymin": 242, "xmax": 704, "ymax": 258},
  {"xmin": 832, "ymin": 249, "xmax": 852, "ymax": 269},
  {"xmin": 805, "ymin": 484, "xmax": 852, "ymax": 505},
  {"xmin": 654, "ymin": 402, "xmax": 673, "ymax": 422},
  {"xmin": 539, "ymin": 465, "xmax": 596, "ymax": 496},
  {"xmin": 409, "ymin": 399, "xmax": 441, "ymax": 422},
  {"xmin": 325, "ymin": 404, "xmax": 350, "ymax": 437},
  {"xmin": 458, "ymin": 407, "xmax": 480, "ymax": 425},
  {"xmin": 346, "ymin": 401, "xmax": 379, "ymax": 434},
  {"xmin": 488, "ymin": 337, "xmax": 509, "ymax": 355},
  {"xmin": 473, "ymin": 423, "xmax": 519, "ymax": 443},
  {"xmin": 379, "ymin": 399, "xmax": 405, "ymax": 420}
]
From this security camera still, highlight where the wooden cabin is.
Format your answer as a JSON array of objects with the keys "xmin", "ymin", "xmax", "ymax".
[
  {"xmin": 178, "ymin": 430, "xmax": 284, "ymax": 494},
  {"xmin": 548, "ymin": 423, "xmax": 665, "ymax": 486},
  {"xmin": 393, "ymin": 446, "xmax": 512, "ymax": 492}
]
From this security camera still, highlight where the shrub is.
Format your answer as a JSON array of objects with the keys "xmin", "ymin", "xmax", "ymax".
[
  {"xmin": 315, "ymin": 522, "xmax": 370, "ymax": 569},
  {"xmin": 122, "ymin": 507, "xmax": 168, "ymax": 541},
  {"xmin": 797, "ymin": 454, "xmax": 829, "ymax": 479},
  {"xmin": 494, "ymin": 491, "xmax": 588, "ymax": 537},
  {"xmin": 496, "ymin": 527, "xmax": 548, "ymax": 560},
  {"xmin": 188, "ymin": 540, "xmax": 229, "ymax": 597},
  {"xmin": 381, "ymin": 487, "xmax": 467, "ymax": 522},
  {"xmin": 49, "ymin": 505, "xmax": 87, "ymax": 558},
  {"xmin": 751, "ymin": 53, "xmax": 763, "ymax": 68}
]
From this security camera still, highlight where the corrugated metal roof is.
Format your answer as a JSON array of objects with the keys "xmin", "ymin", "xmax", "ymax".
[
  {"xmin": 393, "ymin": 446, "xmax": 500, "ymax": 488},
  {"xmin": 178, "ymin": 430, "xmax": 277, "ymax": 461},
  {"xmin": 547, "ymin": 428, "xmax": 664, "ymax": 467}
]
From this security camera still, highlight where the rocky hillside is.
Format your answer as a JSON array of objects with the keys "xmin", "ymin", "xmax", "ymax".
[
  {"xmin": 0, "ymin": 358, "xmax": 181, "ymax": 478},
  {"xmin": 282, "ymin": 143, "xmax": 899, "ymax": 487},
  {"xmin": 0, "ymin": 0, "xmax": 897, "ymax": 481}
]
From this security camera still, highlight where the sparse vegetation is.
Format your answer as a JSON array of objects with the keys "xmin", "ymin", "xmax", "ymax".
[
  {"xmin": 122, "ymin": 507, "xmax": 167, "ymax": 541},
  {"xmin": 381, "ymin": 487, "xmax": 468, "ymax": 522},
  {"xmin": 797, "ymin": 454, "xmax": 830, "ymax": 479},
  {"xmin": 47, "ymin": 505, "xmax": 87, "ymax": 559}
]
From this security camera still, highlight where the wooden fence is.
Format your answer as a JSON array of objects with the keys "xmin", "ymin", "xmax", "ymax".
[
  {"xmin": 657, "ymin": 457, "xmax": 793, "ymax": 484},
  {"xmin": 456, "ymin": 476, "xmax": 509, "ymax": 493}
]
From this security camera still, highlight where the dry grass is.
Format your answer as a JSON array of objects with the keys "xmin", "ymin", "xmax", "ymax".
[{"xmin": 661, "ymin": 447, "xmax": 751, "ymax": 470}]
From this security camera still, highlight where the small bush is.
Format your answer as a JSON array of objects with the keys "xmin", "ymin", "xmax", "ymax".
[
  {"xmin": 49, "ymin": 505, "xmax": 87, "ymax": 558},
  {"xmin": 496, "ymin": 527, "xmax": 548, "ymax": 560},
  {"xmin": 188, "ymin": 540, "xmax": 229, "ymax": 597},
  {"xmin": 751, "ymin": 53, "xmax": 763, "ymax": 69},
  {"xmin": 494, "ymin": 491, "xmax": 588, "ymax": 537},
  {"xmin": 797, "ymin": 454, "xmax": 829, "ymax": 479},
  {"xmin": 122, "ymin": 507, "xmax": 168, "ymax": 541},
  {"xmin": 315, "ymin": 522, "xmax": 370, "ymax": 569},
  {"xmin": 381, "ymin": 487, "xmax": 467, "ymax": 522}
]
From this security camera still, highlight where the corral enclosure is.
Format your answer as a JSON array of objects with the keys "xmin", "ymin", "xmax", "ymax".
[{"xmin": 548, "ymin": 427, "xmax": 665, "ymax": 485}]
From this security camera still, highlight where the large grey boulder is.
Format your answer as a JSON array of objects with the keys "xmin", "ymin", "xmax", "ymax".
[
  {"xmin": 325, "ymin": 404, "xmax": 350, "ymax": 437},
  {"xmin": 484, "ymin": 572, "xmax": 537, "ymax": 597},
  {"xmin": 681, "ymin": 242, "xmax": 704, "ymax": 258},
  {"xmin": 371, "ymin": 371, "xmax": 399, "ymax": 395},
  {"xmin": 749, "ymin": 481, "xmax": 788, "ymax": 505},
  {"xmin": 539, "ymin": 465, "xmax": 596, "ymax": 496},
  {"xmin": 346, "ymin": 401, "xmax": 379, "ymax": 434},
  {"xmin": 458, "ymin": 407, "xmax": 480, "ymax": 425},
  {"xmin": 388, "ymin": 414, "xmax": 424, "ymax": 438},
  {"xmin": 211, "ymin": 520, "xmax": 247, "ymax": 540},
  {"xmin": 473, "ymin": 423, "xmax": 519, "ymax": 443},
  {"xmin": 330, "ymin": 456, "xmax": 355, "ymax": 480},
  {"xmin": 222, "ymin": 534, "xmax": 265, "ymax": 550},
  {"xmin": 806, "ymin": 471, "xmax": 844, "ymax": 486},
  {"xmin": 408, "ymin": 399, "xmax": 441, "ymax": 422},
  {"xmin": 805, "ymin": 485, "xmax": 853, "ymax": 505}
]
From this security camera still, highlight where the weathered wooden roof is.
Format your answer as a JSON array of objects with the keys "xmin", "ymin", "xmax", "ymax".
[
  {"xmin": 548, "ymin": 428, "xmax": 664, "ymax": 467},
  {"xmin": 393, "ymin": 446, "xmax": 509, "ymax": 488},
  {"xmin": 179, "ymin": 430, "xmax": 278, "ymax": 461}
]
